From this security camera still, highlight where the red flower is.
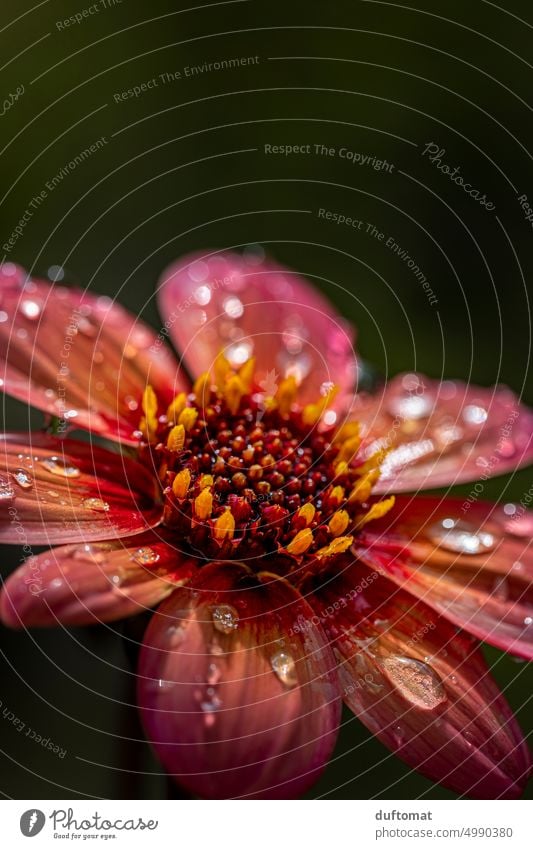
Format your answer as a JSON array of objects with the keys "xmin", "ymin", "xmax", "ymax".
[{"xmin": 1, "ymin": 252, "xmax": 532, "ymax": 799}]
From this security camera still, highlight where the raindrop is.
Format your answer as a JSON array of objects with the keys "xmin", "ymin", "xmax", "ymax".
[
  {"xmin": 387, "ymin": 393, "xmax": 432, "ymax": 420},
  {"xmin": 207, "ymin": 662, "xmax": 221, "ymax": 686},
  {"xmin": 427, "ymin": 518, "xmax": 496, "ymax": 555},
  {"xmin": 381, "ymin": 655, "xmax": 447, "ymax": 710},
  {"xmin": 20, "ymin": 299, "xmax": 42, "ymax": 319},
  {"xmin": 0, "ymin": 479, "xmax": 16, "ymax": 504},
  {"xmin": 132, "ymin": 547, "xmax": 159, "ymax": 566},
  {"xmin": 11, "ymin": 468, "xmax": 33, "ymax": 489},
  {"xmin": 463, "ymin": 404, "xmax": 488, "ymax": 425},
  {"xmin": 40, "ymin": 456, "xmax": 81, "ymax": 478},
  {"xmin": 211, "ymin": 604, "xmax": 239, "ymax": 634},
  {"xmin": 81, "ymin": 497, "xmax": 110, "ymax": 512},
  {"xmin": 270, "ymin": 650, "xmax": 297, "ymax": 688},
  {"xmin": 524, "ymin": 616, "xmax": 533, "ymax": 627},
  {"xmin": 223, "ymin": 295, "xmax": 244, "ymax": 319}
]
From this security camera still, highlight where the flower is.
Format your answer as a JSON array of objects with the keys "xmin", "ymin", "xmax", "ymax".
[{"xmin": 0, "ymin": 251, "xmax": 532, "ymax": 800}]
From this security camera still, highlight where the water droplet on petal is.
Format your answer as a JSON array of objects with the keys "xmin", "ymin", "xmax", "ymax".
[
  {"xmin": 381, "ymin": 655, "xmax": 447, "ymax": 710},
  {"xmin": 524, "ymin": 616, "xmax": 533, "ymax": 627},
  {"xmin": 211, "ymin": 604, "xmax": 239, "ymax": 634},
  {"xmin": 81, "ymin": 497, "xmax": 110, "ymax": 512},
  {"xmin": 0, "ymin": 479, "xmax": 16, "ymax": 504},
  {"xmin": 270, "ymin": 650, "xmax": 297, "ymax": 688},
  {"xmin": 40, "ymin": 456, "xmax": 81, "ymax": 478},
  {"xmin": 20, "ymin": 299, "xmax": 42, "ymax": 319},
  {"xmin": 463, "ymin": 404, "xmax": 488, "ymax": 425},
  {"xmin": 207, "ymin": 662, "xmax": 222, "ymax": 686},
  {"xmin": 387, "ymin": 393, "xmax": 432, "ymax": 420},
  {"xmin": 11, "ymin": 468, "xmax": 33, "ymax": 489},
  {"xmin": 427, "ymin": 518, "xmax": 496, "ymax": 554},
  {"xmin": 132, "ymin": 546, "xmax": 159, "ymax": 566}
]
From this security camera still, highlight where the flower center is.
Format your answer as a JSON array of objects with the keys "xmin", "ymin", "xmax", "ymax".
[{"xmin": 138, "ymin": 355, "xmax": 394, "ymax": 577}]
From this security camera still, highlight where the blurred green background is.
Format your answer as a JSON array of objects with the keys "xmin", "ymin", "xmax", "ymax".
[{"xmin": 0, "ymin": 0, "xmax": 532, "ymax": 799}]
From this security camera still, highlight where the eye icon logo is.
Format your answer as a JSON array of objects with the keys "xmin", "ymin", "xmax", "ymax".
[{"xmin": 20, "ymin": 810, "xmax": 46, "ymax": 837}]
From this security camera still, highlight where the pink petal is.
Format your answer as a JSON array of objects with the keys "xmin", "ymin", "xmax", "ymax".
[
  {"xmin": 0, "ymin": 432, "xmax": 162, "ymax": 544},
  {"xmin": 310, "ymin": 559, "xmax": 531, "ymax": 798},
  {"xmin": 138, "ymin": 561, "xmax": 340, "ymax": 799},
  {"xmin": 157, "ymin": 251, "xmax": 356, "ymax": 409},
  {"xmin": 0, "ymin": 265, "xmax": 185, "ymax": 444},
  {"xmin": 350, "ymin": 373, "xmax": 533, "ymax": 492},
  {"xmin": 354, "ymin": 496, "xmax": 533, "ymax": 659},
  {"xmin": 0, "ymin": 533, "xmax": 195, "ymax": 628}
]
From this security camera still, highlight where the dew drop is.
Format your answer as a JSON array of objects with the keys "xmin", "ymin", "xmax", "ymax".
[
  {"xmin": 427, "ymin": 518, "xmax": 496, "ymax": 555},
  {"xmin": 381, "ymin": 655, "xmax": 447, "ymax": 710},
  {"xmin": 206, "ymin": 662, "xmax": 222, "ymax": 686},
  {"xmin": 81, "ymin": 497, "xmax": 110, "ymax": 512},
  {"xmin": 463, "ymin": 404, "xmax": 488, "ymax": 425},
  {"xmin": 524, "ymin": 616, "xmax": 533, "ymax": 627},
  {"xmin": 387, "ymin": 393, "xmax": 432, "ymax": 420},
  {"xmin": 0, "ymin": 479, "xmax": 16, "ymax": 504},
  {"xmin": 40, "ymin": 456, "xmax": 81, "ymax": 478},
  {"xmin": 20, "ymin": 299, "xmax": 42, "ymax": 319},
  {"xmin": 211, "ymin": 604, "xmax": 239, "ymax": 634},
  {"xmin": 11, "ymin": 468, "xmax": 33, "ymax": 489},
  {"xmin": 132, "ymin": 546, "xmax": 159, "ymax": 566},
  {"xmin": 270, "ymin": 650, "xmax": 297, "ymax": 688}
]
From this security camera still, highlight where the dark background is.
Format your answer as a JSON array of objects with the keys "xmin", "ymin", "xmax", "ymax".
[{"xmin": 0, "ymin": 0, "xmax": 532, "ymax": 799}]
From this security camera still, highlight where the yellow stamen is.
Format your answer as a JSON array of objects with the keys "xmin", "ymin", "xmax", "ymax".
[
  {"xmin": 329, "ymin": 485, "xmax": 345, "ymax": 505},
  {"xmin": 337, "ymin": 434, "xmax": 361, "ymax": 464},
  {"xmin": 295, "ymin": 502, "xmax": 315, "ymax": 526},
  {"xmin": 356, "ymin": 447, "xmax": 388, "ymax": 476},
  {"xmin": 178, "ymin": 407, "xmax": 198, "ymax": 431},
  {"xmin": 348, "ymin": 469, "xmax": 381, "ymax": 504},
  {"xmin": 329, "ymin": 509, "xmax": 350, "ymax": 537},
  {"xmin": 277, "ymin": 375, "xmax": 298, "ymax": 416},
  {"xmin": 224, "ymin": 375, "xmax": 244, "ymax": 415},
  {"xmin": 213, "ymin": 508, "xmax": 235, "ymax": 542},
  {"xmin": 199, "ymin": 474, "xmax": 214, "ymax": 490},
  {"xmin": 167, "ymin": 424, "xmax": 185, "ymax": 452},
  {"xmin": 172, "ymin": 468, "xmax": 191, "ymax": 499},
  {"xmin": 194, "ymin": 488, "xmax": 213, "ymax": 520},
  {"xmin": 214, "ymin": 351, "xmax": 231, "ymax": 391},
  {"xmin": 193, "ymin": 371, "xmax": 211, "ymax": 405},
  {"xmin": 238, "ymin": 357, "xmax": 256, "ymax": 393},
  {"xmin": 333, "ymin": 460, "xmax": 348, "ymax": 477},
  {"xmin": 166, "ymin": 392, "xmax": 187, "ymax": 424},
  {"xmin": 333, "ymin": 421, "xmax": 360, "ymax": 443},
  {"xmin": 355, "ymin": 496, "xmax": 396, "ymax": 529},
  {"xmin": 140, "ymin": 385, "xmax": 158, "ymax": 440},
  {"xmin": 316, "ymin": 536, "xmax": 354, "ymax": 559},
  {"xmin": 302, "ymin": 384, "xmax": 339, "ymax": 425},
  {"xmin": 286, "ymin": 527, "xmax": 313, "ymax": 555}
]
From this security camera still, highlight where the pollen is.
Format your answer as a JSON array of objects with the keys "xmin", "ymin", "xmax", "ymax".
[
  {"xmin": 286, "ymin": 527, "xmax": 313, "ymax": 555},
  {"xmin": 329, "ymin": 509, "xmax": 350, "ymax": 537},
  {"xmin": 355, "ymin": 495, "xmax": 396, "ymax": 528},
  {"xmin": 213, "ymin": 508, "xmax": 235, "ymax": 542},
  {"xmin": 140, "ymin": 385, "xmax": 158, "ymax": 441},
  {"xmin": 194, "ymin": 488, "xmax": 213, "ymax": 520},
  {"xmin": 140, "ymin": 354, "xmax": 386, "ymax": 573},
  {"xmin": 172, "ymin": 468, "xmax": 191, "ymax": 498},
  {"xmin": 167, "ymin": 424, "xmax": 185, "ymax": 452},
  {"xmin": 167, "ymin": 392, "xmax": 187, "ymax": 423},
  {"xmin": 178, "ymin": 407, "xmax": 199, "ymax": 431},
  {"xmin": 316, "ymin": 535, "xmax": 354, "ymax": 559}
]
